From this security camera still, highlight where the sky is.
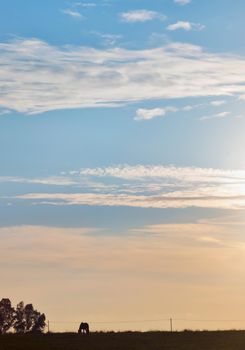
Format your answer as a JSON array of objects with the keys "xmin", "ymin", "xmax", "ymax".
[{"xmin": 1, "ymin": 0, "xmax": 245, "ymax": 332}]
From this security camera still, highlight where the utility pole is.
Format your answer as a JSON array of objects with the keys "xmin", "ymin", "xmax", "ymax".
[{"xmin": 170, "ymin": 318, "xmax": 173, "ymax": 332}]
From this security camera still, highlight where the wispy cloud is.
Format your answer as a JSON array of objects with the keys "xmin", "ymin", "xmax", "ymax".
[
  {"xmin": 134, "ymin": 107, "xmax": 178, "ymax": 121},
  {"xmin": 167, "ymin": 21, "xmax": 205, "ymax": 31},
  {"xmin": 76, "ymin": 164, "xmax": 245, "ymax": 181},
  {"xmin": 210, "ymin": 100, "xmax": 227, "ymax": 106},
  {"xmin": 174, "ymin": 0, "xmax": 192, "ymax": 5},
  {"xmin": 76, "ymin": 165, "xmax": 245, "ymax": 182},
  {"xmin": 61, "ymin": 9, "xmax": 84, "ymax": 19},
  {"xmin": 131, "ymin": 218, "xmax": 245, "ymax": 248},
  {"xmin": 15, "ymin": 191, "xmax": 245, "ymax": 210},
  {"xmin": 182, "ymin": 101, "xmax": 227, "ymax": 112},
  {"xmin": 200, "ymin": 111, "xmax": 230, "ymax": 121},
  {"xmin": 0, "ymin": 176, "xmax": 77, "ymax": 186},
  {"xmin": 7, "ymin": 165, "xmax": 245, "ymax": 210},
  {"xmin": 1, "ymin": 39, "xmax": 245, "ymax": 114},
  {"xmin": 2, "ymin": 219, "xmax": 245, "ymax": 331},
  {"xmin": 182, "ymin": 103, "xmax": 203, "ymax": 111},
  {"xmin": 120, "ymin": 10, "xmax": 166, "ymax": 23},
  {"xmin": 75, "ymin": 2, "xmax": 96, "ymax": 7},
  {"xmin": 90, "ymin": 31, "xmax": 123, "ymax": 46}
]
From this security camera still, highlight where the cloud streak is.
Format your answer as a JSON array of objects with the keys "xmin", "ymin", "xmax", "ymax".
[
  {"xmin": 90, "ymin": 32, "xmax": 123, "ymax": 46},
  {"xmin": 210, "ymin": 100, "xmax": 227, "ymax": 106},
  {"xmin": 1, "ymin": 218, "xmax": 245, "ymax": 331},
  {"xmin": 120, "ymin": 10, "xmax": 166, "ymax": 23},
  {"xmin": 4, "ymin": 165, "xmax": 245, "ymax": 210},
  {"xmin": 134, "ymin": 107, "xmax": 178, "ymax": 120},
  {"xmin": 76, "ymin": 164, "xmax": 245, "ymax": 182},
  {"xmin": 167, "ymin": 21, "xmax": 205, "ymax": 31},
  {"xmin": 14, "ymin": 191, "xmax": 245, "ymax": 210},
  {"xmin": 174, "ymin": 0, "xmax": 192, "ymax": 5},
  {"xmin": 61, "ymin": 9, "xmax": 84, "ymax": 19},
  {"xmin": 0, "ymin": 176, "xmax": 77, "ymax": 186},
  {"xmin": 200, "ymin": 111, "xmax": 231, "ymax": 121},
  {"xmin": 1, "ymin": 39, "xmax": 245, "ymax": 114}
]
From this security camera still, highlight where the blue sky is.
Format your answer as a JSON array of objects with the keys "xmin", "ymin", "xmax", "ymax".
[{"xmin": 1, "ymin": 0, "xmax": 245, "ymax": 331}]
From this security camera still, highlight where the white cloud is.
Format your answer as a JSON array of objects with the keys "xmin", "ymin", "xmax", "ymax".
[
  {"xmin": 134, "ymin": 107, "xmax": 178, "ymax": 121},
  {"xmin": 182, "ymin": 103, "xmax": 204, "ymax": 111},
  {"xmin": 200, "ymin": 111, "xmax": 231, "ymax": 121},
  {"xmin": 174, "ymin": 0, "xmax": 192, "ymax": 5},
  {"xmin": 75, "ymin": 2, "xmax": 96, "ymax": 7},
  {"xmin": 182, "ymin": 105, "xmax": 194, "ymax": 111},
  {"xmin": 4, "ymin": 164, "xmax": 245, "ymax": 184},
  {"xmin": 61, "ymin": 9, "xmax": 84, "ymax": 19},
  {"xmin": 15, "ymin": 189, "xmax": 245, "ymax": 210},
  {"xmin": 9, "ymin": 165, "xmax": 245, "ymax": 210},
  {"xmin": 0, "ymin": 176, "xmax": 77, "ymax": 186},
  {"xmin": 182, "ymin": 101, "xmax": 227, "ymax": 112},
  {"xmin": 213, "ymin": 111, "xmax": 230, "ymax": 118},
  {"xmin": 1, "ymin": 39, "xmax": 245, "ymax": 114},
  {"xmin": 120, "ymin": 10, "xmax": 166, "ymax": 23},
  {"xmin": 167, "ymin": 21, "xmax": 205, "ymax": 31},
  {"xmin": 210, "ymin": 100, "xmax": 227, "ymax": 106},
  {"xmin": 90, "ymin": 32, "xmax": 123, "ymax": 46},
  {"xmin": 77, "ymin": 164, "xmax": 245, "ymax": 182}
]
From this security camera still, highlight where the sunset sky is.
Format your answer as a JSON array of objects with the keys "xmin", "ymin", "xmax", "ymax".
[{"xmin": 1, "ymin": 0, "xmax": 245, "ymax": 332}]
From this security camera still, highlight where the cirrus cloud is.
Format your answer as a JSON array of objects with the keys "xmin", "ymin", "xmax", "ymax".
[
  {"xmin": 134, "ymin": 107, "xmax": 178, "ymax": 120},
  {"xmin": 167, "ymin": 21, "xmax": 205, "ymax": 31},
  {"xmin": 200, "ymin": 111, "xmax": 231, "ymax": 121},
  {"xmin": 6, "ymin": 165, "xmax": 245, "ymax": 210},
  {"xmin": 174, "ymin": 0, "xmax": 192, "ymax": 5},
  {"xmin": 1, "ymin": 39, "xmax": 245, "ymax": 114},
  {"xmin": 120, "ymin": 10, "xmax": 166, "ymax": 23},
  {"xmin": 61, "ymin": 9, "xmax": 85, "ymax": 19}
]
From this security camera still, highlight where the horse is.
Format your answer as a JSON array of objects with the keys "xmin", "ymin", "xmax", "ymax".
[{"xmin": 78, "ymin": 322, "xmax": 89, "ymax": 334}]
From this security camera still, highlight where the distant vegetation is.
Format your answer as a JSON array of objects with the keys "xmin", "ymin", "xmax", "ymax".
[
  {"xmin": 1, "ymin": 299, "xmax": 245, "ymax": 349},
  {"xmin": 0, "ymin": 298, "xmax": 46, "ymax": 334}
]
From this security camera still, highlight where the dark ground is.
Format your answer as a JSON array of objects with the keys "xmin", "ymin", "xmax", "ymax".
[{"xmin": 1, "ymin": 331, "xmax": 245, "ymax": 350}]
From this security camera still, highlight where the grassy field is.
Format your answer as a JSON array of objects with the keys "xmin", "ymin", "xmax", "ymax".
[{"xmin": 1, "ymin": 331, "xmax": 245, "ymax": 350}]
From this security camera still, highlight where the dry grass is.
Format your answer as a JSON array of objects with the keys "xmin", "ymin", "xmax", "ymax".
[{"xmin": 1, "ymin": 331, "xmax": 245, "ymax": 350}]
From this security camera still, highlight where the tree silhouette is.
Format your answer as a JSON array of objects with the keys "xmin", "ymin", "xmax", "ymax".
[
  {"xmin": 14, "ymin": 301, "xmax": 26, "ymax": 333},
  {"xmin": 32, "ymin": 313, "xmax": 46, "ymax": 332},
  {"xmin": 0, "ymin": 298, "xmax": 15, "ymax": 334},
  {"xmin": 13, "ymin": 302, "xmax": 46, "ymax": 333}
]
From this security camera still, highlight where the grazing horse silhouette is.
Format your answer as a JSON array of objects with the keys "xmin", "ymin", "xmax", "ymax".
[{"xmin": 78, "ymin": 322, "xmax": 89, "ymax": 334}]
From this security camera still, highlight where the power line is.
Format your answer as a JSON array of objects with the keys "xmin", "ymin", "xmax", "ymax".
[
  {"xmin": 48, "ymin": 318, "xmax": 245, "ymax": 325},
  {"xmin": 49, "ymin": 318, "xmax": 170, "ymax": 324},
  {"xmin": 175, "ymin": 318, "xmax": 245, "ymax": 323}
]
